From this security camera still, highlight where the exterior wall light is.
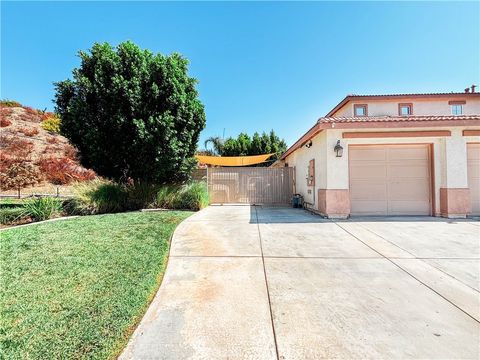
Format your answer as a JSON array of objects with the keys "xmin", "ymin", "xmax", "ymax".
[
  {"xmin": 334, "ymin": 140, "xmax": 344, "ymax": 157},
  {"xmin": 305, "ymin": 140, "xmax": 313, "ymax": 148}
]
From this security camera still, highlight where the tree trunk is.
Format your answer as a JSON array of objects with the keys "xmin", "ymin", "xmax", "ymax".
[{"xmin": 18, "ymin": 188, "xmax": 21, "ymax": 199}]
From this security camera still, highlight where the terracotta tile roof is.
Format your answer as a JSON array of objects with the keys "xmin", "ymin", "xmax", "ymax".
[
  {"xmin": 325, "ymin": 92, "xmax": 480, "ymax": 117},
  {"xmin": 280, "ymin": 114, "xmax": 480, "ymax": 160},
  {"xmin": 318, "ymin": 114, "xmax": 480, "ymax": 124},
  {"xmin": 345, "ymin": 92, "xmax": 478, "ymax": 98}
]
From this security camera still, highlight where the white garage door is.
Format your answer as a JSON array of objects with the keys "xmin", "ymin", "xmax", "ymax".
[
  {"xmin": 467, "ymin": 143, "xmax": 480, "ymax": 215},
  {"xmin": 349, "ymin": 144, "xmax": 431, "ymax": 216}
]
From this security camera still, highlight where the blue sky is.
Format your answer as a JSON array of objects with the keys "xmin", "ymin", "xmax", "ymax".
[{"xmin": 2, "ymin": 1, "xmax": 479, "ymax": 146}]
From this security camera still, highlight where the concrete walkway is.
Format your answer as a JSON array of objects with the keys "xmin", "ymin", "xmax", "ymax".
[{"xmin": 120, "ymin": 206, "xmax": 480, "ymax": 360}]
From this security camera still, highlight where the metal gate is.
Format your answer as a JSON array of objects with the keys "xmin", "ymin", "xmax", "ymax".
[{"xmin": 207, "ymin": 167, "xmax": 294, "ymax": 204}]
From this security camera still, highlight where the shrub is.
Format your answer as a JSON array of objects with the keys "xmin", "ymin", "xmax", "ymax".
[
  {"xmin": 64, "ymin": 180, "xmax": 208, "ymax": 216},
  {"xmin": 22, "ymin": 197, "xmax": 63, "ymax": 221},
  {"xmin": 0, "ymin": 159, "xmax": 41, "ymax": 197},
  {"xmin": 63, "ymin": 144, "xmax": 78, "ymax": 160},
  {"xmin": 46, "ymin": 136, "xmax": 58, "ymax": 144},
  {"xmin": 1, "ymin": 118, "xmax": 12, "ymax": 127},
  {"xmin": 156, "ymin": 182, "xmax": 209, "ymax": 210},
  {"xmin": 38, "ymin": 156, "xmax": 96, "ymax": 185},
  {"xmin": 66, "ymin": 180, "xmax": 128, "ymax": 215},
  {"xmin": 0, "ymin": 207, "xmax": 27, "ymax": 225},
  {"xmin": 0, "ymin": 100, "xmax": 22, "ymax": 107},
  {"xmin": 127, "ymin": 183, "xmax": 161, "ymax": 210},
  {"xmin": 1, "ymin": 136, "xmax": 34, "ymax": 159},
  {"xmin": 18, "ymin": 127, "xmax": 39, "ymax": 137},
  {"xmin": 41, "ymin": 115, "xmax": 61, "ymax": 133}
]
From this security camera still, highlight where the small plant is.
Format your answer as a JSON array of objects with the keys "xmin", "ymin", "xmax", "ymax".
[
  {"xmin": 66, "ymin": 180, "xmax": 128, "ymax": 215},
  {"xmin": 46, "ymin": 136, "xmax": 58, "ymax": 144},
  {"xmin": 41, "ymin": 115, "xmax": 61, "ymax": 133},
  {"xmin": 0, "ymin": 118, "xmax": 12, "ymax": 127},
  {"xmin": 38, "ymin": 156, "xmax": 95, "ymax": 185},
  {"xmin": 0, "ymin": 99, "xmax": 22, "ymax": 107},
  {"xmin": 0, "ymin": 207, "xmax": 27, "ymax": 225},
  {"xmin": 0, "ymin": 158, "xmax": 41, "ymax": 198},
  {"xmin": 63, "ymin": 144, "xmax": 78, "ymax": 160},
  {"xmin": 18, "ymin": 127, "xmax": 39, "ymax": 137},
  {"xmin": 156, "ymin": 182, "xmax": 209, "ymax": 210},
  {"xmin": 22, "ymin": 197, "xmax": 63, "ymax": 221}
]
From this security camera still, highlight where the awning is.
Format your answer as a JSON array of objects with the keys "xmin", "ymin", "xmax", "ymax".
[{"xmin": 195, "ymin": 154, "xmax": 275, "ymax": 166}]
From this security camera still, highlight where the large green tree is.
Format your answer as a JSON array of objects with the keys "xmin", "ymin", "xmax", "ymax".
[{"xmin": 55, "ymin": 41, "xmax": 206, "ymax": 183}]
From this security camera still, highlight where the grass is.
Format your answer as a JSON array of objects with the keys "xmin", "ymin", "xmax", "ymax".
[{"xmin": 0, "ymin": 211, "xmax": 192, "ymax": 359}]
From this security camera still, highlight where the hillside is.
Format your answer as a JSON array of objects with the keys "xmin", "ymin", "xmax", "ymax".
[{"xmin": 0, "ymin": 102, "xmax": 95, "ymax": 196}]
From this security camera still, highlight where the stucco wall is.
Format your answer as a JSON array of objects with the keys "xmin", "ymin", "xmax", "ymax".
[
  {"xmin": 333, "ymin": 98, "xmax": 480, "ymax": 117},
  {"xmin": 285, "ymin": 126, "xmax": 480, "ymax": 216},
  {"xmin": 285, "ymin": 131, "xmax": 326, "ymax": 208}
]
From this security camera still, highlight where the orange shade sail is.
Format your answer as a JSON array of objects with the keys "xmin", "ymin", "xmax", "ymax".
[{"xmin": 195, "ymin": 154, "xmax": 274, "ymax": 166}]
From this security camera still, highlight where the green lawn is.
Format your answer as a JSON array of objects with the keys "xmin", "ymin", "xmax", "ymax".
[{"xmin": 0, "ymin": 211, "xmax": 192, "ymax": 359}]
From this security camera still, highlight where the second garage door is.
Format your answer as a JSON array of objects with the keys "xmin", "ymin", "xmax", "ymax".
[
  {"xmin": 349, "ymin": 144, "xmax": 432, "ymax": 216},
  {"xmin": 467, "ymin": 143, "xmax": 480, "ymax": 215}
]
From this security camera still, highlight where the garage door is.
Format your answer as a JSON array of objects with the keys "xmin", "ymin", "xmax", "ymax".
[
  {"xmin": 349, "ymin": 144, "xmax": 431, "ymax": 215},
  {"xmin": 467, "ymin": 144, "xmax": 480, "ymax": 215}
]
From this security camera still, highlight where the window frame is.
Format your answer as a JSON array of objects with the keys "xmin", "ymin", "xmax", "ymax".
[
  {"xmin": 449, "ymin": 101, "xmax": 465, "ymax": 116},
  {"xmin": 398, "ymin": 103, "xmax": 413, "ymax": 116},
  {"xmin": 353, "ymin": 104, "xmax": 368, "ymax": 117}
]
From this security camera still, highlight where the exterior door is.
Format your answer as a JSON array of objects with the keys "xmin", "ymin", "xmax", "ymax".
[
  {"xmin": 467, "ymin": 144, "xmax": 480, "ymax": 215},
  {"xmin": 349, "ymin": 144, "xmax": 431, "ymax": 216}
]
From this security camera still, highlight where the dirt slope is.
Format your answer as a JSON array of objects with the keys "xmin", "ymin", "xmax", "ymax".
[{"xmin": 0, "ymin": 104, "xmax": 95, "ymax": 196}]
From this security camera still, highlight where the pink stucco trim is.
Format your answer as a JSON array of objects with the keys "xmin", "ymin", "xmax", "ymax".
[
  {"xmin": 439, "ymin": 188, "xmax": 471, "ymax": 218},
  {"xmin": 318, "ymin": 189, "xmax": 350, "ymax": 219}
]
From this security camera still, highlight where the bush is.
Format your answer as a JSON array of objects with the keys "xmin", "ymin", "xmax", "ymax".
[
  {"xmin": 0, "ymin": 207, "xmax": 27, "ymax": 225},
  {"xmin": 22, "ymin": 198, "xmax": 63, "ymax": 222},
  {"xmin": 1, "ymin": 118, "xmax": 12, "ymax": 127},
  {"xmin": 65, "ymin": 180, "xmax": 209, "ymax": 215},
  {"xmin": 66, "ymin": 180, "xmax": 128, "ymax": 215},
  {"xmin": 38, "ymin": 156, "xmax": 96, "ymax": 185},
  {"xmin": 156, "ymin": 182, "xmax": 209, "ymax": 211},
  {"xmin": 18, "ymin": 127, "xmax": 39, "ymax": 137},
  {"xmin": 0, "ymin": 100, "xmax": 22, "ymax": 107},
  {"xmin": 127, "ymin": 183, "xmax": 161, "ymax": 210},
  {"xmin": 41, "ymin": 115, "xmax": 61, "ymax": 133}
]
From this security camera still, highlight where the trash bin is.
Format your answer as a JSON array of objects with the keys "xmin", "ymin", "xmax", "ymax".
[{"xmin": 292, "ymin": 194, "xmax": 303, "ymax": 208}]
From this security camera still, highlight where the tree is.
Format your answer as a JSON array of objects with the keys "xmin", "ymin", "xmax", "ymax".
[
  {"xmin": 204, "ymin": 136, "xmax": 224, "ymax": 155},
  {"xmin": 201, "ymin": 130, "xmax": 287, "ymax": 160},
  {"xmin": 0, "ymin": 158, "xmax": 40, "ymax": 198},
  {"xmin": 55, "ymin": 41, "xmax": 206, "ymax": 183}
]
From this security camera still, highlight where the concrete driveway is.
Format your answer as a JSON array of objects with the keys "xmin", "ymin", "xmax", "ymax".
[{"xmin": 120, "ymin": 206, "xmax": 480, "ymax": 360}]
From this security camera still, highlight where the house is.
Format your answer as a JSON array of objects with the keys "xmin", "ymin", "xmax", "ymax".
[{"xmin": 280, "ymin": 87, "xmax": 480, "ymax": 218}]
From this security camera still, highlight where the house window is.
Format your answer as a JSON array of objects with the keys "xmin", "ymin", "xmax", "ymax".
[
  {"xmin": 398, "ymin": 103, "xmax": 413, "ymax": 116},
  {"xmin": 354, "ymin": 104, "xmax": 368, "ymax": 117},
  {"xmin": 451, "ymin": 104, "xmax": 463, "ymax": 115}
]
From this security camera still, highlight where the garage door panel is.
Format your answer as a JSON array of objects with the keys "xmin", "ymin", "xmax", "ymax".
[
  {"xmin": 388, "ymin": 180, "xmax": 430, "ymax": 200},
  {"xmin": 349, "ymin": 144, "xmax": 431, "ymax": 216},
  {"xmin": 349, "ymin": 148, "xmax": 386, "ymax": 161},
  {"xmin": 350, "ymin": 164, "xmax": 386, "ymax": 179},
  {"xmin": 388, "ymin": 146, "xmax": 429, "ymax": 160},
  {"xmin": 388, "ymin": 163, "xmax": 430, "ymax": 178},
  {"xmin": 350, "ymin": 180, "xmax": 386, "ymax": 200},
  {"xmin": 389, "ymin": 201, "xmax": 431, "ymax": 215},
  {"xmin": 467, "ymin": 144, "xmax": 480, "ymax": 215},
  {"xmin": 351, "ymin": 200, "xmax": 388, "ymax": 215}
]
